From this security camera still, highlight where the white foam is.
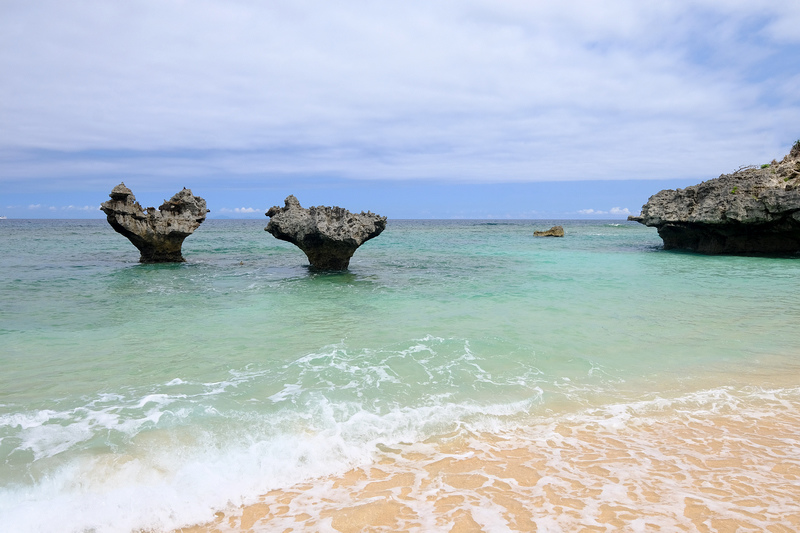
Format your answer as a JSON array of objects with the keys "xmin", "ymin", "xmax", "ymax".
[
  {"xmin": 1, "ymin": 425, "xmax": 373, "ymax": 533},
  {"xmin": 268, "ymin": 383, "xmax": 303, "ymax": 403},
  {"xmin": 0, "ymin": 386, "xmax": 551, "ymax": 533},
  {"xmin": 134, "ymin": 393, "xmax": 175, "ymax": 409},
  {"xmin": 0, "ymin": 409, "xmax": 60, "ymax": 430}
]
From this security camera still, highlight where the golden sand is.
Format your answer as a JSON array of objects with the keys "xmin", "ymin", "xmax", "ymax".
[{"xmin": 175, "ymin": 390, "xmax": 800, "ymax": 532}]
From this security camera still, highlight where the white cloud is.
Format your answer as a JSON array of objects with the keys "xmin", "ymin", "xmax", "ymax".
[
  {"xmin": 219, "ymin": 207, "xmax": 261, "ymax": 214},
  {"xmin": 1, "ymin": 1, "xmax": 798, "ymax": 187},
  {"xmin": 26, "ymin": 204, "xmax": 97, "ymax": 212},
  {"xmin": 578, "ymin": 207, "xmax": 631, "ymax": 216}
]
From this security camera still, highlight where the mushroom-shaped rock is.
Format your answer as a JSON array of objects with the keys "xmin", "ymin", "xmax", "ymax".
[
  {"xmin": 629, "ymin": 144, "xmax": 800, "ymax": 254},
  {"xmin": 534, "ymin": 225, "xmax": 565, "ymax": 237},
  {"xmin": 265, "ymin": 195, "xmax": 387, "ymax": 270},
  {"xmin": 100, "ymin": 183, "xmax": 209, "ymax": 263}
]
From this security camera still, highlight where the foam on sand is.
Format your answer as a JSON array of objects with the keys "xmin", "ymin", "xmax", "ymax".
[{"xmin": 179, "ymin": 386, "xmax": 800, "ymax": 532}]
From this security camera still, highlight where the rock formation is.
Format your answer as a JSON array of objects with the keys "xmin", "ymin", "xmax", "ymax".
[
  {"xmin": 265, "ymin": 195, "xmax": 387, "ymax": 269},
  {"xmin": 534, "ymin": 225, "xmax": 565, "ymax": 237},
  {"xmin": 100, "ymin": 183, "xmax": 209, "ymax": 262},
  {"xmin": 629, "ymin": 143, "xmax": 800, "ymax": 254}
]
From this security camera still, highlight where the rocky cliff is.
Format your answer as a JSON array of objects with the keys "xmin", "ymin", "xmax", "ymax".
[
  {"xmin": 265, "ymin": 195, "xmax": 387, "ymax": 270},
  {"xmin": 630, "ymin": 143, "xmax": 800, "ymax": 254},
  {"xmin": 101, "ymin": 183, "xmax": 209, "ymax": 262}
]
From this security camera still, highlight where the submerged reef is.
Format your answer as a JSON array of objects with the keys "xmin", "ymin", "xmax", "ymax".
[
  {"xmin": 100, "ymin": 183, "xmax": 209, "ymax": 263},
  {"xmin": 630, "ymin": 143, "xmax": 800, "ymax": 254},
  {"xmin": 265, "ymin": 195, "xmax": 387, "ymax": 270},
  {"xmin": 534, "ymin": 225, "xmax": 565, "ymax": 237}
]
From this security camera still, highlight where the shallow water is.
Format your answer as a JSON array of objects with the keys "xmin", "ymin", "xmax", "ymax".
[{"xmin": 0, "ymin": 219, "xmax": 798, "ymax": 532}]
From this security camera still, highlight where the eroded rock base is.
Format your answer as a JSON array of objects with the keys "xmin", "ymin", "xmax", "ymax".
[{"xmin": 657, "ymin": 223, "xmax": 800, "ymax": 254}]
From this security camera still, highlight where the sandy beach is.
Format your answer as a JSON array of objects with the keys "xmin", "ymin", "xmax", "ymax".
[{"xmin": 178, "ymin": 386, "xmax": 800, "ymax": 532}]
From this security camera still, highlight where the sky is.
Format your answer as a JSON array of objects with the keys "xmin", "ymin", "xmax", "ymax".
[{"xmin": 1, "ymin": 0, "xmax": 799, "ymax": 219}]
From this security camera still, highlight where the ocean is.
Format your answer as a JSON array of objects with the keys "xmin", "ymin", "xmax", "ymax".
[{"xmin": 1, "ymin": 218, "xmax": 799, "ymax": 532}]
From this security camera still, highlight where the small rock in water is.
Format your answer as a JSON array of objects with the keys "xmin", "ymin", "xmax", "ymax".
[
  {"xmin": 265, "ymin": 195, "xmax": 387, "ymax": 270},
  {"xmin": 100, "ymin": 183, "xmax": 209, "ymax": 263},
  {"xmin": 534, "ymin": 225, "xmax": 565, "ymax": 237}
]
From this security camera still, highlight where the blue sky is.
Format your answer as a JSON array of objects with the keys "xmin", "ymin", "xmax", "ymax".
[{"xmin": 1, "ymin": 1, "xmax": 799, "ymax": 219}]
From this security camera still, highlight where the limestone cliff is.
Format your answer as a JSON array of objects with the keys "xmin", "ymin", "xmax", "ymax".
[{"xmin": 630, "ymin": 143, "xmax": 800, "ymax": 254}]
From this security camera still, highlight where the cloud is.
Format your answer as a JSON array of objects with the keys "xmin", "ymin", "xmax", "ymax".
[
  {"xmin": 609, "ymin": 207, "xmax": 632, "ymax": 215},
  {"xmin": 578, "ymin": 207, "xmax": 631, "ymax": 216},
  {"xmin": 1, "ymin": 1, "xmax": 798, "ymax": 190},
  {"xmin": 219, "ymin": 207, "xmax": 261, "ymax": 214},
  {"xmin": 24, "ymin": 203, "xmax": 98, "ymax": 212}
]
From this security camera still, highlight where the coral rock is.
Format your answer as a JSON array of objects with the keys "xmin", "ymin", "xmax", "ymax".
[
  {"xmin": 630, "ymin": 146, "xmax": 800, "ymax": 254},
  {"xmin": 265, "ymin": 195, "xmax": 387, "ymax": 270},
  {"xmin": 100, "ymin": 183, "xmax": 209, "ymax": 262},
  {"xmin": 534, "ymin": 225, "xmax": 565, "ymax": 237}
]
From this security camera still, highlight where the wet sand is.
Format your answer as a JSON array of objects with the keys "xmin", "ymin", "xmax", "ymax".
[{"xmin": 176, "ymin": 389, "xmax": 800, "ymax": 532}]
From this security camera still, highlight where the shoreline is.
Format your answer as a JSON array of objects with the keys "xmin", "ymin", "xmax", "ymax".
[
  {"xmin": 4, "ymin": 219, "xmax": 800, "ymax": 533},
  {"xmin": 176, "ymin": 383, "xmax": 800, "ymax": 532}
]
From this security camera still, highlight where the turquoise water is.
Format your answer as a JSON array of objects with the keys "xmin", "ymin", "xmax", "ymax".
[{"xmin": 1, "ymin": 219, "xmax": 799, "ymax": 532}]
